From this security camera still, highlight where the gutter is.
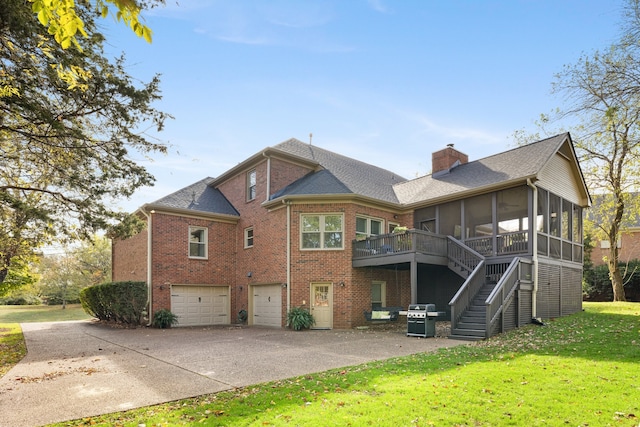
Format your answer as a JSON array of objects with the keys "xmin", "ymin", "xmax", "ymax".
[
  {"xmin": 139, "ymin": 206, "xmax": 154, "ymax": 326},
  {"xmin": 526, "ymin": 178, "xmax": 538, "ymax": 318}
]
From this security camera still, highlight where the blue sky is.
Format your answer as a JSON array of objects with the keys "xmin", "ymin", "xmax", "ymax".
[{"xmin": 103, "ymin": 0, "xmax": 624, "ymax": 212}]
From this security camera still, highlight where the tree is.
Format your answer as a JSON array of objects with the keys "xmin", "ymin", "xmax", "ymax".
[
  {"xmin": 28, "ymin": 0, "xmax": 161, "ymax": 50},
  {"xmin": 551, "ymin": 7, "xmax": 640, "ymax": 301},
  {"xmin": 37, "ymin": 254, "xmax": 84, "ymax": 307},
  {"xmin": 0, "ymin": 1, "xmax": 170, "ymax": 286},
  {"xmin": 35, "ymin": 236, "xmax": 111, "ymax": 306}
]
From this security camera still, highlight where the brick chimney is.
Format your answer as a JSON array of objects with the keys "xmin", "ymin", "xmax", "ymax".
[{"xmin": 432, "ymin": 144, "xmax": 468, "ymax": 176}]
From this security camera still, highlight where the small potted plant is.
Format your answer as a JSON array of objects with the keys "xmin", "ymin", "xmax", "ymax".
[{"xmin": 286, "ymin": 306, "xmax": 315, "ymax": 331}]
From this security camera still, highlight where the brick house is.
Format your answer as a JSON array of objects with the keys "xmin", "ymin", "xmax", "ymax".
[
  {"xmin": 112, "ymin": 132, "xmax": 590, "ymax": 339},
  {"xmin": 588, "ymin": 193, "xmax": 640, "ymax": 266}
]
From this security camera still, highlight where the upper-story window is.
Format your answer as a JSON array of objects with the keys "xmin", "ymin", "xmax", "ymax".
[
  {"xmin": 301, "ymin": 214, "xmax": 344, "ymax": 249},
  {"xmin": 189, "ymin": 226, "xmax": 207, "ymax": 258},
  {"xmin": 247, "ymin": 169, "xmax": 257, "ymax": 201},
  {"xmin": 244, "ymin": 227, "xmax": 254, "ymax": 248},
  {"xmin": 356, "ymin": 216, "xmax": 383, "ymax": 240}
]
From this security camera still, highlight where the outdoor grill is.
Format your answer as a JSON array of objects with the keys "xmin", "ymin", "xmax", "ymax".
[{"xmin": 407, "ymin": 303, "xmax": 438, "ymax": 338}]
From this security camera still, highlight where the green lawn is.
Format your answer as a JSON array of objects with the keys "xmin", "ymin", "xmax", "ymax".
[
  {"xmin": 42, "ymin": 302, "xmax": 639, "ymax": 427},
  {"xmin": 0, "ymin": 304, "xmax": 90, "ymax": 323}
]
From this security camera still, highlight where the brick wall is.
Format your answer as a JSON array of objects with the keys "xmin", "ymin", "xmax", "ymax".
[
  {"xmin": 591, "ymin": 229, "xmax": 640, "ymax": 265},
  {"xmin": 111, "ymin": 219, "xmax": 148, "ymax": 283},
  {"xmin": 288, "ymin": 202, "xmax": 411, "ymax": 329},
  {"xmin": 149, "ymin": 213, "xmax": 237, "ymax": 312},
  {"xmin": 111, "ymin": 154, "xmax": 414, "ymax": 329}
]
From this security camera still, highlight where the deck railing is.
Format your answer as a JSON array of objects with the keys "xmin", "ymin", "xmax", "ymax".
[
  {"xmin": 352, "ymin": 229, "xmax": 448, "ymax": 259},
  {"xmin": 461, "ymin": 230, "xmax": 529, "ymax": 257}
]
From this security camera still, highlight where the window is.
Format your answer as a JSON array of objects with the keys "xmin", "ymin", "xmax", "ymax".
[
  {"xmin": 600, "ymin": 239, "xmax": 621, "ymax": 249},
  {"xmin": 301, "ymin": 214, "xmax": 344, "ymax": 249},
  {"xmin": 247, "ymin": 169, "xmax": 256, "ymax": 201},
  {"xmin": 439, "ymin": 201, "xmax": 461, "ymax": 238},
  {"xmin": 356, "ymin": 216, "xmax": 383, "ymax": 240},
  {"xmin": 244, "ymin": 227, "xmax": 254, "ymax": 248},
  {"xmin": 189, "ymin": 226, "xmax": 207, "ymax": 258},
  {"xmin": 466, "ymin": 193, "xmax": 493, "ymax": 237},
  {"xmin": 371, "ymin": 281, "xmax": 386, "ymax": 309}
]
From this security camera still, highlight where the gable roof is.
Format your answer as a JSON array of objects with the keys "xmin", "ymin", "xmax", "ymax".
[
  {"xmin": 268, "ymin": 138, "xmax": 406, "ymax": 204},
  {"xmin": 143, "ymin": 177, "xmax": 239, "ymax": 218},
  {"xmin": 393, "ymin": 133, "xmax": 578, "ymax": 206},
  {"xmin": 139, "ymin": 132, "xmax": 589, "ymax": 217}
]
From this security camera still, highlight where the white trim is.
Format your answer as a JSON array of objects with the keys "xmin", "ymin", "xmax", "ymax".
[
  {"xmin": 188, "ymin": 226, "xmax": 208, "ymax": 259},
  {"xmin": 300, "ymin": 213, "xmax": 345, "ymax": 250},
  {"xmin": 244, "ymin": 226, "xmax": 254, "ymax": 248}
]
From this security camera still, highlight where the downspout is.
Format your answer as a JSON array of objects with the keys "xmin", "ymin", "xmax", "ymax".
[
  {"xmin": 265, "ymin": 155, "xmax": 272, "ymax": 202},
  {"xmin": 284, "ymin": 200, "xmax": 291, "ymax": 314},
  {"xmin": 140, "ymin": 207, "xmax": 154, "ymax": 326},
  {"xmin": 526, "ymin": 178, "xmax": 538, "ymax": 318}
]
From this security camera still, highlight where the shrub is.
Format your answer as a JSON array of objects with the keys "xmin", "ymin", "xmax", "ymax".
[
  {"xmin": 152, "ymin": 309, "xmax": 179, "ymax": 328},
  {"xmin": 286, "ymin": 306, "xmax": 314, "ymax": 331},
  {"xmin": 0, "ymin": 295, "xmax": 42, "ymax": 305},
  {"xmin": 80, "ymin": 281, "xmax": 147, "ymax": 325}
]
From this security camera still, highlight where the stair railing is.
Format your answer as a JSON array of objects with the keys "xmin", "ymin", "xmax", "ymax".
[
  {"xmin": 449, "ymin": 260, "xmax": 485, "ymax": 328},
  {"xmin": 447, "ymin": 236, "xmax": 484, "ymax": 278},
  {"xmin": 485, "ymin": 257, "xmax": 527, "ymax": 338},
  {"xmin": 448, "ymin": 237, "xmax": 486, "ymax": 329}
]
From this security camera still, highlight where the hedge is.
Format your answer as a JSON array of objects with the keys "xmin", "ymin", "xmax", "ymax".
[{"xmin": 80, "ymin": 281, "xmax": 147, "ymax": 325}]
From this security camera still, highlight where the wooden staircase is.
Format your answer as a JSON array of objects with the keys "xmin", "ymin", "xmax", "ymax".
[{"xmin": 449, "ymin": 281, "xmax": 497, "ymax": 341}]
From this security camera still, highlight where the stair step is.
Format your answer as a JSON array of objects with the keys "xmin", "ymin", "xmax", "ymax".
[
  {"xmin": 448, "ymin": 334, "xmax": 484, "ymax": 342},
  {"xmin": 461, "ymin": 312, "xmax": 484, "ymax": 319},
  {"xmin": 451, "ymin": 328, "xmax": 486, "ymax": 338},
  {"xmin": 457, "ymin": 322, "xmax": 485, "ymax": 329}
]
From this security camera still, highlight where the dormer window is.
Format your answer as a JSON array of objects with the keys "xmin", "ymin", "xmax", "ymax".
[{"xmin": 247, "ymin": 169, "xmax": 257, "ymax": 201}]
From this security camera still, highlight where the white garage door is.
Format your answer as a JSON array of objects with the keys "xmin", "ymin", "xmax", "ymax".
[
  {"xmin": 171, "ymin": 285, "xmax": 229, "ymax": 327},
  {"xmin": 252, "ymin": 284, "xmax": 282, "ymax": 327}
]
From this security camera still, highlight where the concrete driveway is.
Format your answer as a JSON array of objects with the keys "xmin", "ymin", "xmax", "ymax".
[{"xmin": 0, "ymin": 320, "xmax": 467, "ymax": 427}]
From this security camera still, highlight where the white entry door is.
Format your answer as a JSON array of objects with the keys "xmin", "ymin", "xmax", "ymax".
[
  {"xmin": 310, "ymin": 282, "xmax": 332, "ymax": 329},
  {"xmin": 171, "ymin": 285, "xmax": 229, "ymax": 327},
  {"xmin": 252, "ymin": 284, "xmax": 282, "ymax": 327}
]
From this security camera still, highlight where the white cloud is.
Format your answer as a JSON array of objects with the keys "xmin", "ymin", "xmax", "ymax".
[{"xmin": 367, "ymin": 0, "xmax": 391, "ymax": 14}]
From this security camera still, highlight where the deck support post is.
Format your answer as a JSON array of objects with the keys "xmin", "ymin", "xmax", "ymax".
[{"xmin": 410, "ymin": 258, "xmax": 418, "ymax": 304}]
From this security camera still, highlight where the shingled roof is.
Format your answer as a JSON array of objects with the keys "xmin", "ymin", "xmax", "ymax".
[
  {"xmin": 393, "ymin": 133, "xmax": 571, "ymax": 205},
  {"xmin": 145, "ymin": 177, "xmax": 239, "ymax": 217},
  {"xmin": 269, "ymin": 138, "xmax": 406, "ymax": 204},
  {"xmin": 143, "ymin": 133, "xmax": 579, "ymax": 216}
]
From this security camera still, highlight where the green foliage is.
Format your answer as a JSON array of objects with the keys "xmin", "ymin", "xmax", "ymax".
[
  {"xmin": 286, "ymin": 306, "xmax": 314, "ymax": 331},
  {"xmin": 0, "ymin": 0, "xmax": 170, "ymax": 286},
  {"xmin": 79, "ymin": 281, "xmax": 147, "ymax": 325},
  {"xmin": 584, "ymin": 259, "xmax": 640, "ymax": 301},
  {"xmin": 0, "ymin": 323, "xmax": 26, "ymax": 377},
  {"xmin": 152, "ymin": 308, "xmax": 178, "ymax": 329},
  {"xmin": 0, "ymin": 256, "xmax": 38, "ymax": 298},
  {"xmin": 28, "ymin": 0, "xmax": 161, "ymax": 50}
]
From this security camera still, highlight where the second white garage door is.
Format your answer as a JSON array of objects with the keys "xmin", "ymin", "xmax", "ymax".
[
  {"xmin": 171, "ymin": 285, "xmax": 229, "ymax": 327},
  {"xmin": 252, "ymin": 284, "xmax": 282, "ymax": 327}
]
